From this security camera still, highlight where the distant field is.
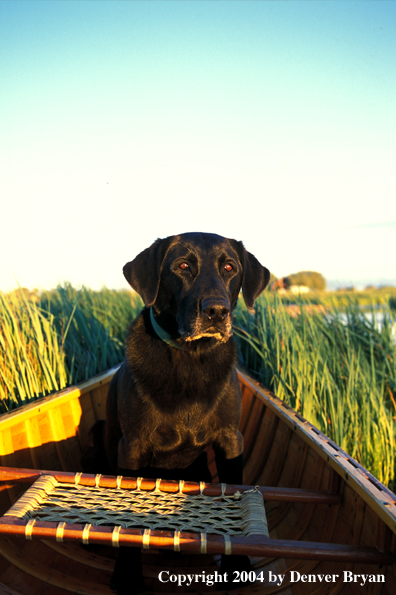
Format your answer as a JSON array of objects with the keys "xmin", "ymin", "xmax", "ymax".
[
  {"xmin": 1, "ymin": 284, "xmax": 395, "ymax": 489},
  {"xmin": 279, "ymin": 285, "xmax": 396, "ymax": 308}
]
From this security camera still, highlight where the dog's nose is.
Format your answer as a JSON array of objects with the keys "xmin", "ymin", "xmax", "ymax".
[{"xmin": 201, "ymin": 298, "xmax": 230, "ymax": 323}]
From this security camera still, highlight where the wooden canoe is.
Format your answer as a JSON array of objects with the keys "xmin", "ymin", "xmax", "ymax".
[{"xmin": 0, "ymin": 364, "xmax": 395, "ymax": 594}]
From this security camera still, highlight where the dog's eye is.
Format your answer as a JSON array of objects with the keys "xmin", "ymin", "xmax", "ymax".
[
  {"xmin": 224, "ymin": 264, "xmax": 233, "ymax": 272},
  {"xmin": 179, "ymin": 262, "xmax": 189, "ymax": 270}
]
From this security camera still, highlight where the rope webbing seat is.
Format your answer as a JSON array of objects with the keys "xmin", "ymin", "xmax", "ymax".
[
  {"xmin": 0, "ymin": 471, "xmax": 268, "ymax": 556},
  {"xmin": 0, "ymin": 468, "xmax": 394, "ymax": 564}
]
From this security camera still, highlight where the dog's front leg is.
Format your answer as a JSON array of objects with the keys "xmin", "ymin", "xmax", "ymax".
[
  {"xmin": 215, "ymin": 451, "xmax": 244, "ymax": 485},
  {"xmin": 214, "ymin": 429, "xmax": 244, "ymax": 485},
  {"xmin": 214, "ymin": 433, "xmax": 255, "ymax": 590}
]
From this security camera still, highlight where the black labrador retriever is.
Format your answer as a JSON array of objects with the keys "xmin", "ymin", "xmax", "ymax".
[{"xmin": 89, "ymin": 232, "xmax": 270, "ymax": 594}]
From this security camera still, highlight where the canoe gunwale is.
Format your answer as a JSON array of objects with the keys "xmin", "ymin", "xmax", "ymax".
[
  {"xmin": 1, "ymin": 365, "xmax": 395, "ymax": 530},
  {"xmin": 1, "ymin": 365, "xmax": 395, "ymax": 527},
  {"xmin": 0, "ymin": 365, "xmax": 396, "ymax": 594},
  {"xmin": 0, "ymin": 364, "xmax": 122, "ymax": 431},
  {"xmin": 237, "ymin": 369, "xmax": 396, "ymax": 534}
]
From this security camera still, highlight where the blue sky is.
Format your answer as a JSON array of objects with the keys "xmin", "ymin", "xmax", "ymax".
[{"xmin": 1, "ymin": 0, "xmax": 395, "ymax": 291}]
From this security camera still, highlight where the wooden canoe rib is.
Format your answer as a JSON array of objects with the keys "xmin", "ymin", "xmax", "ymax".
[{"xmin": 0, "ymin": 364, "xmax": 395, "ymax": 594}]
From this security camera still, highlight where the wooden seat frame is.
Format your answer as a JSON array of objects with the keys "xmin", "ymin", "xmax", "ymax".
[{"xmin": 0, "ymin": 466, "xmax": 393, "ymax": 566}]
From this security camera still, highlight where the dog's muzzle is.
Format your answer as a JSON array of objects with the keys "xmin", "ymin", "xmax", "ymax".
[
  {"xmin": 201, "ymin": 297, "xmax": 230, "ymax": 323},
  {"xmin": 182, "ymin": 297, "xmax": 232, "ymax": 343}
]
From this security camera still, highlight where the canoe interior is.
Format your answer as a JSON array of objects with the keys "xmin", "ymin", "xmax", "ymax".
[{"xmin": 0, "ymin": 364, "xmax": 395, "ymax": 594}]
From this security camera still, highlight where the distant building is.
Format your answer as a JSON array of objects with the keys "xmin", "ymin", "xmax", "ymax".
[
  {"xmin": 289, "ymin": 285, "xmax": 310, "ymax": 295},
  {"xmin": 270, "ymin": 278, "xmax": 310, "ymax": 294},
  {"xmin": 270, "ymin": 278, "xmax": 286, "ymax": 291}
]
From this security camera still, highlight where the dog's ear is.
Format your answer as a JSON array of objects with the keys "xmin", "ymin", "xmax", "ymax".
[
  {"xmin": 123, "ymin": 237, "xmax": 172, "ymax": 307},
  {"xmin": 235, "ymin": 241, "xmax": 270, "ymax": 309}
]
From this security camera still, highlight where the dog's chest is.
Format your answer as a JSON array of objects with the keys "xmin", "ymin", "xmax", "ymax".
[{"xmin": 151, "ymin": 402, "xmax": 217, "ymax": 451}]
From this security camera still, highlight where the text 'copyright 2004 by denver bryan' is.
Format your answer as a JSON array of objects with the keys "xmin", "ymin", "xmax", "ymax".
[{"xmin": 158, "ymin": 570, "xmax": 386, "ymax": 588}]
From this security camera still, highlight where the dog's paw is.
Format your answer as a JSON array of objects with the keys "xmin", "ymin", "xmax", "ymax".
[{"xmin": 217, "ymin": 555, "xmax": 254, "ymax": 590}]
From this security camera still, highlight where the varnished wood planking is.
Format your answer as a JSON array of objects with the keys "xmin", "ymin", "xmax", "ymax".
[
  {"xmin": 237, "ymin": 370, "xmax": 396, "ymax": 535},
  {"xmin": 0, "ymin": 366, "xmax": 395, "ymax": 594},
  {"xmin": 0, "ymin": 536, "xmax": 113, "ymax": 595},
  {"xmin": 89, "ymin": 385, "xmax": 107, "ymax": 422},
  {"xmin": 0, "ymin": 428, "xmax": 17, "ymax": 465},
  {"xmin": 243, "ymin": 398, "xmax": 265, "ymax": 462},
  {"xmin": 243, "ymin": 406, "xmax": 279, "ymax": 485},
  {"xmin": 78, "ymin": 393, "xmax": 97, "ymax": 449},
  {"xmin": 256, "ymin": 424, "xmax": 293, "ymax": 488},
  {"xmin": 239, "ymin": 384, "xmax": 255, "ymax": 435}
]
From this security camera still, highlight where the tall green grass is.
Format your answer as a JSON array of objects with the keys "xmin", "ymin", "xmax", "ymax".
[
  {"xmin": 0, "ymin": 285, "xmax": 142, "ymax": 412},
  {"xmin": 234, "ymin": 293, "xmax": 396, "ymax": 488},
  {"xmin": 0, "ymin": 290, "xmax": 68, "ymax": 411},
  {"xmin": 1, "ymin": 284, "xmax": 395, "ymax": 489},
  {"xmin": 39, "ymin": 284, "xmax": 142, "ymax": 384}
]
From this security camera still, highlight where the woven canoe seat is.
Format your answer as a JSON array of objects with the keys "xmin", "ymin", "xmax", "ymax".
[
  {"xmin": 0, "ymin": 472, "xmax": 268, "ymax": 555},
  {"xmin": 1, "ymin": 470, "xmax": 392, "ymax": 565}
]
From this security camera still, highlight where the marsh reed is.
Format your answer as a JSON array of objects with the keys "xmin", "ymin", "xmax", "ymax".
[
  {"xmin": 234, "ymin": 293, "xmax": 396, "ymax": 488},
  {"xmin": 0, "ymin": 285, "xmax": 142, "ymax": 411},
  {"xmin": 1, "ymin": 285, "xmax": 395, "ymax": 487}
]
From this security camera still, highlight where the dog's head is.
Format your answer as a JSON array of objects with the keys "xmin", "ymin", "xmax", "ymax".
[{"xmin": 123, "ymin": 232, "xmax": 270, "ymax": 351}]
